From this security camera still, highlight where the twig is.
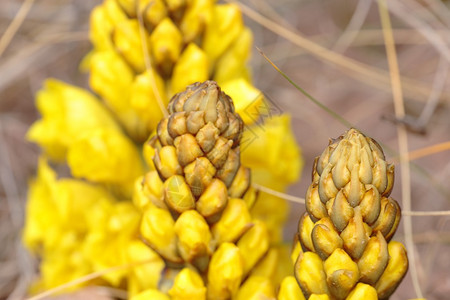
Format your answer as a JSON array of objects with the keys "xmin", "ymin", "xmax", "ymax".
[
  {"xmin": 0, "ymin": 0, "xmax": 35, "ymax": 58},
  {"xmin": 332, "ymin": 0, "xmax": 371, "ymax": 53},
  {"xmin": 252, "ymin": 183, "xmax": 305, "ymax": 204},
  {"xmin": 253, "ymin": 183, "xmax": 450, "ymax": 217},
  {"xmin": 256, "ymin": 48, "xmax": 355, "ymax": 130},
  {"xmin": 404, "ymin": 141, "xmax": 450, "ymax": 162},
  {"xmin": 377, "ymin": 0, "xmax": 423, "ymax": 298}
]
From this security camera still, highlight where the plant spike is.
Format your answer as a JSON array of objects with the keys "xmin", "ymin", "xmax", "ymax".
[{"xmin": 293, "ymin": 128, "xmax": 408, "ymax": 300}]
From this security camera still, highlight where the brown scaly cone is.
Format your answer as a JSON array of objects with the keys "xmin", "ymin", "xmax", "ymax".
[
  {"xmin": 137, "ymin": 81, "xmax": 278, "ymax": 300},
  {"xmin": 293, "ymin": 129, "xmax": 408, "ymax": 300}
]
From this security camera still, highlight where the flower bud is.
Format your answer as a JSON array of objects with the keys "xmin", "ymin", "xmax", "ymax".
[
  {"xmin": 212, "ymin": 198, "xmax": 252, "ymax": 244},
  {"xmin": 150, "ymin": 17, "xmax": 182, "ymax": 75},
  {"xmin": 324, "ymin": 248, "xmax": 359, "ymax": 299},
  {"xmin": 113, "ymin": 19, "xmax": 147, "ymax": 72},
  {"xmin": 67, "ymin": 127, "xmax": 144, "ymax": 195},
  {"xmin": 153, "ymin": 146, "xmax": 183, "ymax": 179},
  {"xmin": 140, "ymin": 207, "xmax": 181, "ymax": 263},
  {"xmin": 168, "ymin": 267, "xmax": 206, "ymax": 300},
  {"xmin": 237, "ymin": 220, "xmax": 270, "ymax": 275},
  {"xmin": 214, "ymin": 27, "xmax": 252, "ymax": 84},
  {"xmin": 294, "ymin": 251, "xmax": 329, "ymax": 297},
  {"xmin": 278, "ymin": 276, "xmax": 306, "ymax": 300},
  {"xmin": 357, "ymin": 232, "xmax": 389, "ymax": 285},
  {"xmin": 179, "ymin": 0, "xmax": 213, "ymax": 43},
  {"xmin": 171, "ymin": 43, "xmax": 209, "ymax": 94},
  {"xmin": 174, "ymin": 210, "xmax": 213, "ymax": 267},
  {"xmin": 207, "ymin": 243, "xmax": 244, "ymax": 300},
  {"xmin": 163, "ymin": 175, "xmax": 196, "ymax": 214},
  {"xmin": 235, "ymin": 276, "xmax": 275, "ymax": 300},
  {"xmin": 130, "ymin": 289, "xmax": 170, "ymax": 300},
  {"xmin": 130, "ymin": 69, "xmax": 169, "ymax": 136},
  {"xmin": 375, "ymin": 241, "xmax": 408, "ymax": 299},
  {"xmin": 27, "ymin": 79, "xmax": 119, "ymax": 161},
  {"xmin": 126, "ymin": 240, "xmax": 165, "ymax": 294},
  {"xmin": 298, "ymin": 212, "xmax": 315, "ymax": 252},
  {"xmin": 345, "ymin": 283, "xmax": 378, "ymax": 300},
  {"xmin": 203, "ymin": 4, "xmax": 243, "ymax": 65},
  {"xmin": 228, "ymin": 166, "xmax": 251, "ymax": 198},
  {"xmin": 196, "ymin": 179, "xmax": 228, "ymax": 222}
]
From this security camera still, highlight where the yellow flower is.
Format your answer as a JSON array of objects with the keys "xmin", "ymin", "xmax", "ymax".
[
  {"xmin": 242, "ymin": 114, "xmax": 303, "ymax": 243},
  {"xmin": 150, "ymin": 17, "xmax": 183, "ymax": 75},
  {"xmin": 202, "ymin": 4, "xmax": 244, "ymax": 66},
  {"xmin": 67, "ymin": 127, "xmax": 144, "ymax": 195},
  {"xmin": 85, "ymin": 0, "xmax": 265, "ymax": 141},
  {"xmin": 23, "ymin": 158, "xmax": 118, "ymax": 291},
  {"xmin": 27, "ymin": 79, "xmax": 119, "ymax": 161},
  {"xmin": 207, "ymin": 243, "xmax": 244, "ymax": 300},
  {"xmin": 130, "ymin": 69, "xmax": 168, "ymax": 135},
  {"xmin": 168, "ymin": 268, "xmax": 207, "ymax": 300},
  {"xmin": 214, "ymin": 27, "xmax": 253, "ymax": 84},
  {"xmin": 127, "ymin": 240, "xmax": 166, "ymax": 297},
  {"xmin": 130, "ymin": 289, "xmax": 170, "ymax": 300},
  {"xmin": 235, "ymin": 276, "xmax": 275, "ymax": 300},
  {"xmin": 220, "ymin": 78, "xmax": 264, "ymax": 125},
  {"xmin": 278, "ymin": 276, "xmax": 306, "ymax": 300},
  {"xmin": 242, "ymin": 114, "xmax": 302, "ymax": 189},
  {"xmin": 83, "ymin": 202, "xmax": 140, "ymax": 286},
  {"xmin": 170, "ymin": 43, "xmax": 209, "ymax": 94},
  {"xmin": 113, "ymin": 19, "xmax": 148, "ymax": 72}
]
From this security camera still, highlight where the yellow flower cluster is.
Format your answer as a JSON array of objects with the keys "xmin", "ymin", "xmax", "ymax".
[
  {"xmin": 23, "ymin": 158, "xmax": 164, "ymax": 292},
  {"xmin": 87, "ymin": 0, "xmax": 263, "ymax": 141},
  {"xmin": 24, "ymin": 0, "xmax": 303, "ymax": 295}
]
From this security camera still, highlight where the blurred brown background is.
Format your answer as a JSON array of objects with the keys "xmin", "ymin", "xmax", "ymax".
[{"xmin": 1, "ymin": 0, "xmax": 450, "ymax": 299}]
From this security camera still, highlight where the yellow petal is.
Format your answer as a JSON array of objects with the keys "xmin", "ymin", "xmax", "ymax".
[
  {"xmin": 150, "ymin": 17, "xmax": 182, "ymax": 74},
  {"xmin": 220, "ymin": 77, "xmax": 263, "ymax": 125},
  {"xmin": 171, "ymin": 43, "xmax": 209, "ymax": 95},
  {"xmin": 214, "ymin": 28, "xmax": 253, "ymax": 83},
  {"xmin": 202, "ymin": 4, "xmax": 244, "ymax": 65},
  {"xmin": 113, "ymin": 19, "xmax": 148, "ymax": 72},
  {"xmin": 242, "ymin": 114, "xmax": 303, "ymax": 188},
  {"xmin": 27, "ymin": 79, "xmax": 119, "ymax": 161},
  {"xmin": 179, "ymin": 0, "xmax": 213, "ymax": 43}
]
